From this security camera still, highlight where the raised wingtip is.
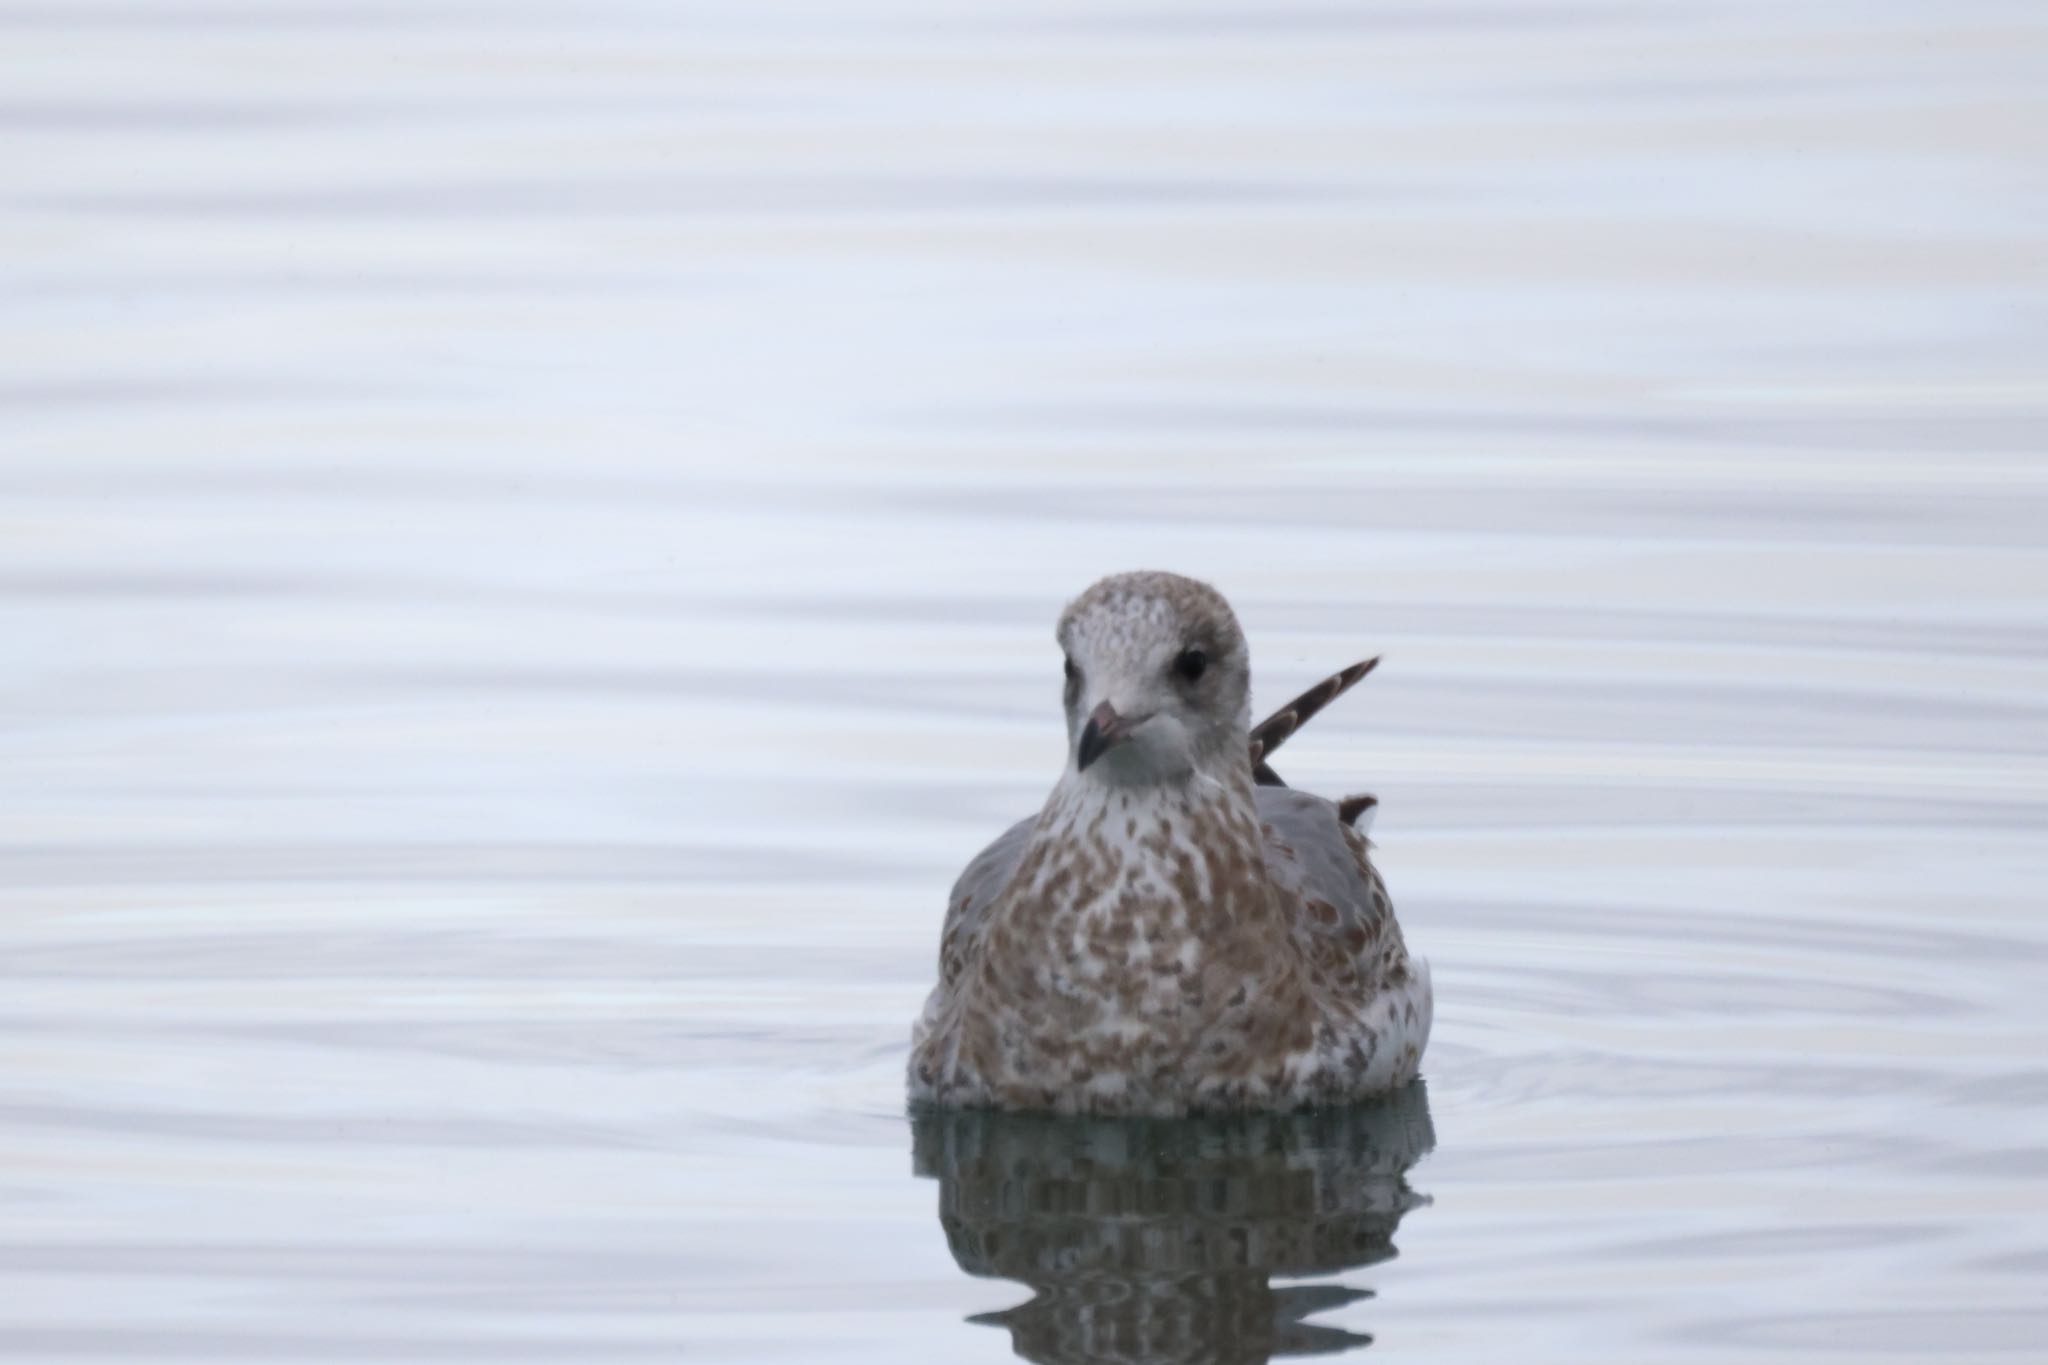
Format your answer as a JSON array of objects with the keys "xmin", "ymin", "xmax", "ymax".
[
  {"xmin": 1338, "ymin": 793, "xmax": 1378, "ymax": 833},
  {"xmin": 1247, "ymin": 655, "xmax": 1383, "ymax": 769}
]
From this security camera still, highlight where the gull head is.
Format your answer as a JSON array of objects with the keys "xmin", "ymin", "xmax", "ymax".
[{"xmin": 1056, "ymin": 571, "xmax": 1252, "ymax": 786}]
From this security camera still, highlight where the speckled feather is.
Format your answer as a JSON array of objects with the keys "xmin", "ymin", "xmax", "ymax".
[
  {"xmin": 909, "ymin": 572, "xmax": 1431, "ymax": 1115},
  {"xmin": 1248, "ymin": 655, "xmax": 1379, "ymax": 774}
]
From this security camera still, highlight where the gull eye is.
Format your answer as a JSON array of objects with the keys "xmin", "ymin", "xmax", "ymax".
[
  {"xmin": 1063, "ymin": 655, "xmax": 1078, "ymax": 684},
  {"xmin": 1173, "ymin": 648, "xmax": 1208, "ymax": 683}
]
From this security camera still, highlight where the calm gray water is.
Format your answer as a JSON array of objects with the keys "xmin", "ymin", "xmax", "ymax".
[{"xmin": 4, "ymin": 2, "xmax": 2046, "ymax": 1361}]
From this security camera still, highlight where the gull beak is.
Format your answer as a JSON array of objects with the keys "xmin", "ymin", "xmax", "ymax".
[{"xmin": 1076, "ymin": 700, "xmax": 1128, "ymax": 771}]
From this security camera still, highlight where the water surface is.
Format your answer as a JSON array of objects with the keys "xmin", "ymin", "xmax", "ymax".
[{"xmin": 2, "ymin": 1, "xmax": 2046, "ymax": 1361}]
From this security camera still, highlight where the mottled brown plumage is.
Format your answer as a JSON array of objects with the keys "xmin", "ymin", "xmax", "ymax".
[{"xmin": 909, "ymin": 571, "xmax": 1430, "ymax": 1115}]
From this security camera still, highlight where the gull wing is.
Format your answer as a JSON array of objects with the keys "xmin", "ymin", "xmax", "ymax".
[
  {"xmin": 1254, "ymin": 784, "xmax": 1411, "ymax": 993},
  {"xmin": 1248, "ymin": 657, "xmax": 1379, "ymax": 782},
  {"xmin": 1248, "ymin": 657, "xmax": 1381, "ymax": 822},
  {"xmin": 935, "ymin": 814, "xmax": 1034, "ymax": 988}
]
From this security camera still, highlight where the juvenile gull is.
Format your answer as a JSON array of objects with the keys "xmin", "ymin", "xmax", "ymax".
[{"xmin": 909, "ymin": 571, "xmax": 1431, "ymax": 1115}]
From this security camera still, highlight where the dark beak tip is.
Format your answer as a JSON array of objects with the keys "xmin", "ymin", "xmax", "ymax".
[
  {"xmin": 1076, "ymin": 718, "xmax": 1108, "ymax": 771},
  {"xmin": 1076, "ymin": 701, "xmax": 1124, "ymax": 771}
]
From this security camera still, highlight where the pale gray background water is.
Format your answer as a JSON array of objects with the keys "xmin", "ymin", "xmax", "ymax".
[{"xmin": 4, "ymin": 2, "xmax": 2045, "ymax": 1361}]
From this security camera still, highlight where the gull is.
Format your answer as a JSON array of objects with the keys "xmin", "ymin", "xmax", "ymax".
[{"xmin": 909, "ymin": 571, "xmax": 1431, "ymax": 1115}]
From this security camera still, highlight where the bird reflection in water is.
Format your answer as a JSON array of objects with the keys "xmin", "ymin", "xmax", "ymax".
[{"xmin": 910, "ymin": 1081, "xmax": 1434, "ymax": 1364}]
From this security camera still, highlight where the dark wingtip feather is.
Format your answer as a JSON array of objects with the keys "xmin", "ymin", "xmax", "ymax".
[
  {"xmin": 1246, "ymin": 656, "xmax": 1380, "ymax": 766},
  {"xmin": 1337, "ymin": 793, "xmax": 1378, "ymax": 826}
]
